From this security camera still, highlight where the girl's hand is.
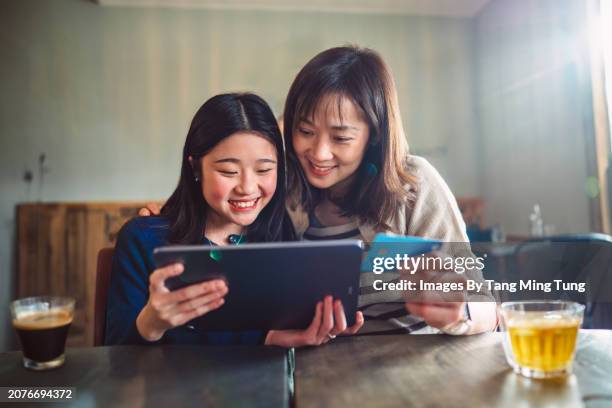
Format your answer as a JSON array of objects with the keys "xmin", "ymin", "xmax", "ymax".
[
  {"xmin": 136, "ymin": 263, "xmax": 228, "ymax": 341},
  {"xmin": 138, "ymin": 202, "xmax": 162, "ymax": 216},
  {"xmin": 264, "ymin": 296, "xmax": 364, "ymax": 347}
]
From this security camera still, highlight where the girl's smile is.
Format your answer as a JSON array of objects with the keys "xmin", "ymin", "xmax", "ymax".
[{"xmin": 228, "ymin": 197, "xmax": 261, "ymax": 211}]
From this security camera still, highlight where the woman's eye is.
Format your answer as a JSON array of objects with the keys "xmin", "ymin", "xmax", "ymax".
[
  {"xmin": 218, "ymin": 170, "xmax": 238, "ymax": 176},
  {"xmin": 334, "ymin": 136, "xmax": 352, "ymax": 143},
  {"xmin": 298, "ymin": 127, "xmax": 314, "ymax": 136},
  {"xmin": 256, "ymin": 168, "xmax": 274, "ymax": 174}
]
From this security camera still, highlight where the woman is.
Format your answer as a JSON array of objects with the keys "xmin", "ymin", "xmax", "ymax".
[
  {"xmin": 282, "ymin": 46, "xmax": 497, "ymax": 335},
  {"xmin": 106, "ymin": 92, "xmax": 361, "ymax": 346}
]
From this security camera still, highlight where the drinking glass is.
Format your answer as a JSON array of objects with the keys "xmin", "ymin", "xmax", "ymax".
[
  {"xmin": 10, "ymin": 296, "xmax": 75, "ymax": 370},
  {"xmin": 500, "ymin": 301, "xmax": 584, "ymax": 379}
]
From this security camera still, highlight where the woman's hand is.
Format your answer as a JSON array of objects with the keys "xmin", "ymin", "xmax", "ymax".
[
  {"xmin": 401, "ymin": 251, "xmax": 469, "ymax": 331},
  {"xmin": 138, "ymin": 202, "xmax": 162, "ymax": 216},
  {"xmin": 264, "ymin": 296, "xmax": 364, "ymax": 347},
  {"xmin": 402, "ymin": 251, "xmax": 498, "ymax": 333},
  {"xmin": 136, "ymin": 263, "xmax": 228, "ymax": 341},
  {"xmin": 405, "ymin": 301, "xmax": 466, "ymax": 330}
]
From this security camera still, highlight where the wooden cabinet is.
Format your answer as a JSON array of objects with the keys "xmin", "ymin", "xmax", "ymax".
[{"xmin": 16, "ymin": 202, "xmax": 153, "ymax": 347}]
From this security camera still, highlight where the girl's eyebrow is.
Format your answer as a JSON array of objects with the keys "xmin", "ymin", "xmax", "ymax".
[{"xmin": 213, "ymin": 158, "xmax": 277, "ymax": 164}]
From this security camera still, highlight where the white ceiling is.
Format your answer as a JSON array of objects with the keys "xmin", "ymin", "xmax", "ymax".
[{"xmin": 94, "ymin": 0, "xmax": 492, "ymax": 17}]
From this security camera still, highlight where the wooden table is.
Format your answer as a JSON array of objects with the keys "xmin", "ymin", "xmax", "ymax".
[
  {"xmin": 0, "ymin": 345, "xmax": 290, "ymax": 408},
  {"xmin": 295, "ymin": 330, "xmax": 612, "ymax": 408},
  {"xmin": 2, "ymin": 331, "xmax": 611, "ymax": 407}
]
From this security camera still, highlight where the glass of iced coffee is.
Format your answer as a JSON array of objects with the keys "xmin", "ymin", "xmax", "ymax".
[{"xmin": 10, "ymin": 296, "xmax": 75, "ymax": 370}]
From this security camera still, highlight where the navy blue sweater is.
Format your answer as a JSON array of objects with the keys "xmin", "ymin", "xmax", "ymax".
[{"xmin": 104, "ymin": 216, "xmax": 264, "ymax": 345}]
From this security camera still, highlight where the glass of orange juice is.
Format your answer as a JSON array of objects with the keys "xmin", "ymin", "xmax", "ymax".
[{"xmin": 500, "ymin": 301, "xmax": 584, "ymax": 379}]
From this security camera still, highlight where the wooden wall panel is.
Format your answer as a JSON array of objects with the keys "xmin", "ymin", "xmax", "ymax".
[
  {"xmin": 457, "ymin": 197, "xmax": 484, "ymax": 228},
  {"xmin": 17, "ymin": 202, "xmax": 155, "ymax": 347}
]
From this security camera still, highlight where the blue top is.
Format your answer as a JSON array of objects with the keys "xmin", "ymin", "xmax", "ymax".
[{"xmin": 104, "ymin": 216, "xmax": 265, "ymax": 346}]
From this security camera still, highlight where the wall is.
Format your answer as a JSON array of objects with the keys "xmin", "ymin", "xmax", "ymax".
[
  {"xmin": 474, "ymin": 0, "xmax": 594, "ymax": 235},
  {"xmin": 0, "ymin": 0, "xmax": 478, "ymax": 350}
]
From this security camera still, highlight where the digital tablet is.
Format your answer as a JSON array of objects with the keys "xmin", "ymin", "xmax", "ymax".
[{"xmin": 152, "ymin": 240, "xmax": 363, "ymax": 331}]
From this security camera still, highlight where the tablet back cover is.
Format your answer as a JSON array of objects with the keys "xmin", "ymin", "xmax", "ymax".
[{"xmin": 153, "ymin": 241, "xmax": 362, "ymax": 330}]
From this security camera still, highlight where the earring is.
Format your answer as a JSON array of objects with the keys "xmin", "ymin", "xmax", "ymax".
[
  {"xmin": 194, "ymin": 175, "xmax": 200, "ymax": 182},
  {"xmin": 366, "ymin": 162, "xmax": 378, "ymax": 177}
]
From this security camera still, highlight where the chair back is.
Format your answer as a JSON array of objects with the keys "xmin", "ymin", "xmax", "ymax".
[
  {"xmin": 94, "ymin": 248, "xmax": 114, "ymax": 346},
  {"xmin": 511, "ymin": 234, "xmax": 612, "ymax": 329}
]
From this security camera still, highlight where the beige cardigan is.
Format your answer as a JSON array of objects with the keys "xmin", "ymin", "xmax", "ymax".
[{"xmin": 288, "ymin": 155, "xmax": 469, "ymax": 243}]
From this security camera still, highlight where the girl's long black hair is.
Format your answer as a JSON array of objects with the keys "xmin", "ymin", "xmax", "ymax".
[{"xmin": 161, "ymin": 93, "xmax": 295, "ymax": 244}]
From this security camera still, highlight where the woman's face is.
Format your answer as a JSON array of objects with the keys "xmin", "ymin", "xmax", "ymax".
[
  {"xmin": 292, "ymin": 93, "xmax": 370, "ymax": 192},
  {"xmin": 199, "ymin": 131, "xmax": 278, "ymax": 228}
]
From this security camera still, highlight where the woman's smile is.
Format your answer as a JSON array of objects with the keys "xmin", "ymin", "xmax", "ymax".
[{"xmin": 307, "ymin": 159, "xmax": 338, "ymax": 177}]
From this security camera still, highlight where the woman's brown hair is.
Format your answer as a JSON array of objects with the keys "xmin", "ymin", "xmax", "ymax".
[{"xmin": 283, "ymin": 45, "xmax": 417, "ymax": 231}]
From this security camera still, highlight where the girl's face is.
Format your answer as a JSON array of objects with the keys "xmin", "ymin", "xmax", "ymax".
[
  {"xmin": 292, "ymin": 93, "xmax": 370, "ymax": 192},
  {"xmin": 199, "ymin": 132, "xmax": 278, "ymax": 229}
]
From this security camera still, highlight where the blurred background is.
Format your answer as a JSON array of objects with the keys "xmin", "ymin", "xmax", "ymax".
[{"xmin": 1, "ymin": 0, "xmax": 611, "ymax": 351}]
